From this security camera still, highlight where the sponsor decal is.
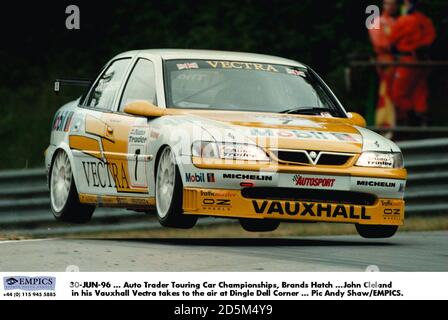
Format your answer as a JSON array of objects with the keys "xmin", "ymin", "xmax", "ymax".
[
  {"xmin": 200, "ymin": 190, "xmax": 237, "ymax": 198},
  {"xmin": 223, "ymin": 173, "xmax": 273, "ymax": 181},
  {"xmin": 75, "ymin": 114, "xmax": 149, "ymax": 194},
  {"xmin": 3, "ymin": 276, "xmax": 56, "ymax": 291},
  {"xmin": 103, "ymin": 196, "xmax": 151, "ymax": 206},
  {"xmin": 356, "ymin": 180, "xmax": 396, "ymax": 188},
  {"xmin": 254, "ymin": 115, "xmax": 321, "ymax": 128},
  {"xmin": 293, "ymin": 175, "xmax": 336, "ymax": 187},
  {"xmin": 82, "ymin": 161, "xmax": 130, "ymax": 189},
  {"xmin": 201, "ymin": 198, "xmax": 231, "ymax": 211},
  {"xmin": 52, "ymin": 110, "xmax": 74, "ymax": 132},
  {"xmin": 202, "ymin": 199, "xmax": 231, "ymax": 206},
  {"xmin": 176, "ymin": 62, "xmax": 199, "ymax": 70},
  {"xmin": 399, "ymin": 183, "xmax": 405, "ymax": 192},
  {"xmin": 206, "ymin": 61, "xmax": 279, "ymax": 73},
  {"xmin": 185, "ymin": 173, "xmax": 215, "ymax": 183},
  {"xmin": 383, "ymin": 208, "xmax": 400, "ymax": 215},
  {"xmin": 249, "ymin": 128, "xmax": 361, "ymax": 143},
  {"xmin": 383, "ymin": 208, "xmax": 402, "ymax": 221},
  {"xmin": 331, "ymin": 133, "xmax": 359, "ymax": 142},
  {"xmin": 128, "ymin": 128, "xmax": 147, "ymax": 144},
  {"xmin": 252, "ymin": 200, "xmax": 371, "ymax": 220},
  {"xmin": 128, "ymin": 127, "xmax": 149, "ymax": 188}
]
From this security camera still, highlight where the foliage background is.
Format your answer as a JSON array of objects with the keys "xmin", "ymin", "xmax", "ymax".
[{"xmin": 0, "ymin": 0, "xmax": 446, "ymax": 169}]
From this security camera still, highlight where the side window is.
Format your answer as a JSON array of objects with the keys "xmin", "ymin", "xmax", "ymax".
[
  {"xmin": 119, "ymin": 59, "xmax": 157, "ymax": 112},
  {"xmin": 85, "ymin": 58, "xmax": 131, "ymax": 110}
]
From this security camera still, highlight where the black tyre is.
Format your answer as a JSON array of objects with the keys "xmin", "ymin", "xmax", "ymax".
[
  {"xmin": 355, "ymin": 224, "xmax": 398, "ymax": 239},
  {"xmin": 155, "ymin": 146, "xmax": 197, "ymax": 229},
  {"xmin": 239, "ymin": 219, "xmax": 280, "ymax": 232},
  {"xmin": 50, "ymin": 150, "xmax": 95, "ymax": 223}
]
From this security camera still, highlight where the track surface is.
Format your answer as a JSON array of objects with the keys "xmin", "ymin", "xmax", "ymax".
[{"xmin": 0, "ymin": 231, "xmax": 446, "ymax": 271}]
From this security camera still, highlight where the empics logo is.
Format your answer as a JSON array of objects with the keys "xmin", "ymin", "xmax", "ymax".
[
  {"xmin": 3, "ymin": 276, "xmax": 56, "ymax": 291},
  {"xmin": 185, "ymin": 173, "xmax": 215, "ymax": 183}
]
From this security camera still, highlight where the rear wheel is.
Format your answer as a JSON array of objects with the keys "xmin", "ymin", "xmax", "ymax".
[
  {"xmin": 155, "ymin": 146, "xmax": 197, "ymax": 229},
  {"xmin": 355, "ymin": 224, "xmax": 398, "ymax": 239},
  {"xmin": 50, "ymin": 150, "xmax": 94, "ymax": 223},
  {"xmin": 239, "ymin": 219, "xmax": 280, "ymax": 232}
]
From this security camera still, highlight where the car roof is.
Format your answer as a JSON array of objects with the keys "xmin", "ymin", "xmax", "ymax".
[{"xmin": 114, "ymin": 49, "xmax": 307, "ymax": 68}]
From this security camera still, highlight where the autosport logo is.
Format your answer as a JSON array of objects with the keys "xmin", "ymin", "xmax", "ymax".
[
  {"xmin": 292, "ymin": 175, "xmax": 336, "ymax": 188},
  {"xmin": 3, "ymin": 276, "xmax": 56, "ymax": 291}
]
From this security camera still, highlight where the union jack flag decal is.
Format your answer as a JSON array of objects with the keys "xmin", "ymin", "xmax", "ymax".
[
  {"xmin": 286, "ymin": 68, "xmax": 305, "ymax": 77},
  {"xmin": 176, "ymin": 62, "xmax": 199, "ymax": 70}
]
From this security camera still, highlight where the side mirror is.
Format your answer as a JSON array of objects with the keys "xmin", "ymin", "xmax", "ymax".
[
  {"xmin": 124, "ymin": 100, "xmax": 164, "ymax": 118},
  {"xmin": 347, "ymin": 112, "xmax": 367, "ymax": 128}
]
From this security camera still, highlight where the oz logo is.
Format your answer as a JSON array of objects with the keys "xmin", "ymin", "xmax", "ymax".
[{"xmin": 66, "ymin": 5, "xmax": 80, "ymax": 30}]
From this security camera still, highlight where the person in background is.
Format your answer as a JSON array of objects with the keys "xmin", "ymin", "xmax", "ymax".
[
  {"xmin": 369, "ymin": 0, "xmax": 400, "ymax": 130},
  {"xmin": 389, "ymin": 0, "xmax": 436, "ymax": 126}
]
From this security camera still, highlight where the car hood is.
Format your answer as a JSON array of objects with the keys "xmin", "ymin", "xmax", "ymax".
[{"xmin": 162, "ymin": 109, "xmax": 400, "ymax": 154}]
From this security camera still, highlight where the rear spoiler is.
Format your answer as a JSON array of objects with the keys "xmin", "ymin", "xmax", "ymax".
[{"xmin": 54, "ymin": 78, "xmax": 92, "ymax": 94}]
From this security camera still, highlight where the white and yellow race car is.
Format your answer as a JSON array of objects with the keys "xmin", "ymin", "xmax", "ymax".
[{"xmin": 45, "ymin": 49, "xmax": 406, "ymax": 238}]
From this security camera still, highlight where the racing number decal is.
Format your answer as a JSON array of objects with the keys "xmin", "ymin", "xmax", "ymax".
[
  {"xmin": 127, "ymin": 127, "xmax": 149, "ymax": 189},
  {"xmin": 134, "ymin": 149, "xmax": 140, "ymax": 180}
]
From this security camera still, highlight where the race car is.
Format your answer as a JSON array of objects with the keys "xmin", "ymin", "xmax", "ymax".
[{"xmin": 45, "ymin": 49, "xmax": 406, "ymax": 238}]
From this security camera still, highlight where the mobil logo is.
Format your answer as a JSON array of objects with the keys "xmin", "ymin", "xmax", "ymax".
[{"xmin": 185, "ymin": 172, "xmax": 215, "ymax": 183}]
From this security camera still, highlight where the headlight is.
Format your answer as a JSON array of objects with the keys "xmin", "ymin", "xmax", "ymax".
[
  {"xmin": 356, "ymin": 152, "xmax": 404, "ymax": 169},
  {"xmin": 192, "ymin": 141, "xmax": 270, "ymax": 162}
]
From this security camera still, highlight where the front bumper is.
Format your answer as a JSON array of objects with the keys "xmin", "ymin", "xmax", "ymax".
[{"xmin": 182, "ymin": 188, "xmax": 405, "ymax": 226}]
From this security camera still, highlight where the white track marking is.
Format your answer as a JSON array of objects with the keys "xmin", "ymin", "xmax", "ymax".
[{"xmin": 0, "ymin": 238, "xmax": 54, "ymax": 245}]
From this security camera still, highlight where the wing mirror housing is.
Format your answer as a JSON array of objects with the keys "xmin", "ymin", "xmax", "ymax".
[
  {"xmin": 124, "ymin": 101, "xmax": 164, "ymax": 118},
  {"xmin": 347, "ymin": 112, "xmax": 367, "ymax": 128}
]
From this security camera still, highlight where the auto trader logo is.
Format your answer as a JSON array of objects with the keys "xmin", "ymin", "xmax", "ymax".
[{"xmin": 3, "ymin": 276, "xmax": 56, "ymax": 291}]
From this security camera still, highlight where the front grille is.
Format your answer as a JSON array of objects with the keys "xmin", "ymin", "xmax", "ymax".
[
  {"xmin": 274, "ymin": 150, "xmax": 353, "ymax": 166},
  {"xmin": 242, "ymin": 188, "xmax": 377, "ymax": 206},
  {"xmin": 317, "ymin": 154, "xmax": 352, "ymax": 165},
  {"xmin": 275, "ymin": 151, "xmax": 309, "ymax": 164}
]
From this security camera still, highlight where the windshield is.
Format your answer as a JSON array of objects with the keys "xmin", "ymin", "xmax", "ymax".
[{"xmin": 164, "ymin": 60, "xmax": 344, "ymax": 116}]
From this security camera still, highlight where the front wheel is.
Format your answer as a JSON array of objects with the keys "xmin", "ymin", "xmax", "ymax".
[
  {"xmin": 239, "ymin": 219, "xmax": 280, "ymax": 232},
  {"xmin": 50, "ymin": 150, "xmax": 95, "ymax": 223},
  {"xmin": 155, "ymin": 146, "xmax": 197, "ymax": 229},
  {"xmin": 355, "ymin": 224, "xmax": 398, "ymax": 239}
]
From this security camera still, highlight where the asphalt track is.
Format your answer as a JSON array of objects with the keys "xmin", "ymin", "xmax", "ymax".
[{"xmin": 0, "ymin": 231, "xmax": 446, "ymax": 271}]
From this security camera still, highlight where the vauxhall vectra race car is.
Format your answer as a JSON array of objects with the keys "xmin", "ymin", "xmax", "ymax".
[{"xmin": 45, "ymin": 49, "xmax": 406, "ymax": 238}]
